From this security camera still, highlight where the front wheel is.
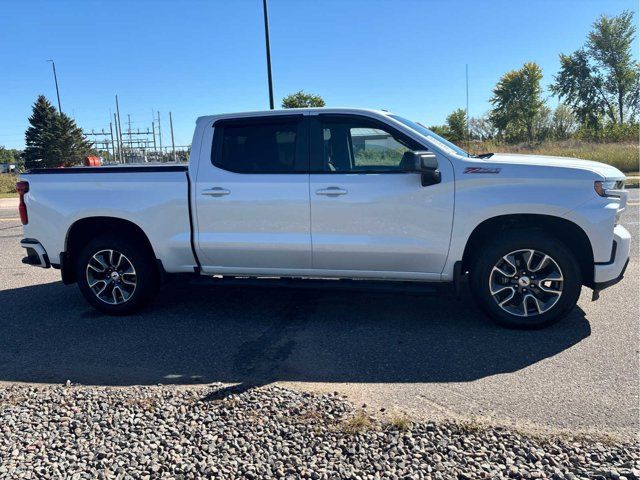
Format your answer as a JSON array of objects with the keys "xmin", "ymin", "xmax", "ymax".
[
  {"xmin": 469, "ymin": 232, "xmax": 582, "ymax": 329},
  {"xmin": 75, "ymin": 236, "xmax": 159, "ymax": 315}
]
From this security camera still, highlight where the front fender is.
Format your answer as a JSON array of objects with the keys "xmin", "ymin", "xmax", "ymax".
[{"xmin": 442, "ymin": 172, "xmax": 596, "ymax": 279}]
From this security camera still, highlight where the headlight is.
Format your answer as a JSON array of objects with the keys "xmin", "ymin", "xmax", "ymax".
[{"xmin": 594, "ymin": 180, "xmax": 624, "ymax": 197}]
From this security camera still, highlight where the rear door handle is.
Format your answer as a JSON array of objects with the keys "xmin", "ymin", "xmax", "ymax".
[
  {"xmin": 202, "ymin": 187, "xmax": 230, "ymax": 197},
  {"xmin": 316, "ymin": 187, "xmax": 348, "ymax": 196}
]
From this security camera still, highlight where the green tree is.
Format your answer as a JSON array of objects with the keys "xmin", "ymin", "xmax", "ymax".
[
  {"xmin": 281, "ymin": 90, "xmax": 325, "ymax": 108},
  {"xmin": 445, "ymin": 108, "xmax": 467, "ymax": 144},
  {"xmin": 468, "ymin": 115, "xmax": 497, "ymax": 141},
  {"xmin": 23, "ymin": 95, "xmax": 93, "ymax": 168},
  {"xmin": 24, "ymin": 95, "xmax": 58, "ymax": 168},
  {"xmin": 0, "ymin": 146, "xmax": 22, "ymax": 163},
  {"xmin": 490, "ymin": 62, "xmax": 545, "ymax": 143},
  {"xmin": 551, "ymin": 11, "xmax": 640, "ymax": 126},
  {"xmin": 0, "ymin": 146, "xmax": 24, "ymax": 172},
  {"xmin": 551, "ymin": 104, "xmax": 578, "ymax": 139},
  {"xmin": 427, "ymin": 124, "xmax": 450, "ymax": 139},
  {"xmin": 50, "ymin": 113, "xmax": 94, "ymax": 166},
  {"xmin": 533, "ymin": 105, "xmax": 553, "ymax": 141}
]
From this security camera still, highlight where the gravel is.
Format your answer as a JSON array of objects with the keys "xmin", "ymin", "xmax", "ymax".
[{"xmin": 1, "ymin": 384, "xmax": 638, "ymax": 479}]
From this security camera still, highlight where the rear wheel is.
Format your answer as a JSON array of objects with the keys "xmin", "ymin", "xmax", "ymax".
[
  {"xmin": 76, "ymin": 236, "xmax": 159, "ymax": 315},
  {"xmin": 469, "ymin": 231, "xmax": 582, "ymax": 329}
]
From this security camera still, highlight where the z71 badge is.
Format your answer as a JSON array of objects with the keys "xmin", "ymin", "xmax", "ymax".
[{"xmin": 463, "ymin": 167, "xmax": 502, "ymax": 174}]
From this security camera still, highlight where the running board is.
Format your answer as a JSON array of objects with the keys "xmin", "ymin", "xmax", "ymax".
[{"xmin": 189, "ymin": 276, "xmax": 443, "ymax": 296}]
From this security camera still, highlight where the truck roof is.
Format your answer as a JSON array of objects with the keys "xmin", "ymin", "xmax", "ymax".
[{"xmin": 195, "ymin": 107, "xmax": 392, "ymax": 125}]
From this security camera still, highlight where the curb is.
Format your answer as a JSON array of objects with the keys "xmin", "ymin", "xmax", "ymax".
[{"xmin": 0, "ymin": 197, "xmax": 19, "ymax": 209}]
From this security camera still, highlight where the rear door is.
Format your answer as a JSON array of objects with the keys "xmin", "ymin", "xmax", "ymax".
[
  {"xmin": 194, "ymin": 114, "xmax": 311, "ymax": 271},
  {"xmin": 309, "ymin": 114, "xmax": 454, "ymax": 277}
]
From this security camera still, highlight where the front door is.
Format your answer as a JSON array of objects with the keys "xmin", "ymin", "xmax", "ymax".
[
  {"xmin": 195, "ymin": 114, "xmax": 311, "ymax": 272},
  {"xmin": 309, "ymin": 114, "xmax": 454, "ymax": 277}
]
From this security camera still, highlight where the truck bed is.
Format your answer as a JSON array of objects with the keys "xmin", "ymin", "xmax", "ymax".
[{"xmin": 20, "ymin": 165, "xmax": 197, "ymax": 273}]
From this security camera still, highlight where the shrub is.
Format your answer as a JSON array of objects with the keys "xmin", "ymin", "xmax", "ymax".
[
  {"xmin": 576, "ymin": 123, "xmax": 640, "ymax": 143},
  {"xmin": 0, "ymin": 173, "xmax": 19, "ymax": 197},
  {"xmin": 469, "ymin": 140, "xmax": 638, "ymax": 173}
]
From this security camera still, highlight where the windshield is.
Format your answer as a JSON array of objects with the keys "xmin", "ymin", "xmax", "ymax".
[{"xmin": 389, "ymin": 114, "xmax": 469, "ymax": 157}]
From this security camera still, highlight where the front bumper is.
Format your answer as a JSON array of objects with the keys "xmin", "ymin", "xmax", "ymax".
[
  {"xmin": 592, "ymin": 224, "xmax": 630, "ymax": 295},
  {"xmin": 20, "ymin": 238, "xmax": 50, "ymax": 268}
]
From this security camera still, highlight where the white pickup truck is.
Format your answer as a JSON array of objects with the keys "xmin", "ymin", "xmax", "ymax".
[{"xmin": 17, "ymin": 108, "xmax": 630, "ymax": 328}]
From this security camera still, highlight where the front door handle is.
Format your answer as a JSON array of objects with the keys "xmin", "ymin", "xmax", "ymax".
[
  {"xmin": 316, "ymin": 187, "xmax": 348, "ymax": 196},
  {"xmin": 202, "ymin": 187, "xmax": 231, "ymax": 197}
]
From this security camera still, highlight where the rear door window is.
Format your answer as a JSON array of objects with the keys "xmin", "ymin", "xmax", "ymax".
[{"xmin": 212, "ymin": 116, "xmax": 307, "ymax": 173}]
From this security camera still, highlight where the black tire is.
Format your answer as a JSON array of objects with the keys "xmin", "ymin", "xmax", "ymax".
[
  {"xmin": 75, "ymin": 236, "xmax": 159, "ymax": 315},
  {"xmin": 469, "ymin": 231, "xmax": 582, "ymax": 329}
]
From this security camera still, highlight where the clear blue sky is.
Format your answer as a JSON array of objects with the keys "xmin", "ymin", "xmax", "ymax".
[{"xmin": 1, "ymin": 0, "xmax": 637, "ymax": 149}]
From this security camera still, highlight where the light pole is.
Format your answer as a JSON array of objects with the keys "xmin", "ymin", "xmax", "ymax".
[
  {"xmin": 466, "ymin": 64, "xmax": 470, "ymax": 155},
  {"xmin": 46, "ymin": 60, "xmax": 62, "ymax": 114},
  {"xmin": 262, "ymin": 0, "xmax": 275, "ymax": 109}
]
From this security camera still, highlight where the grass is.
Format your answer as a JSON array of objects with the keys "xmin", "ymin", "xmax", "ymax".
[
  {"xmin": 469, "ymin": 140, "xmax": 639, "ymax": 173},
  {"xmin": 0, "ymin": 173, "xmax": 18, "ymax": 197},
  {"xmin": 342, "ymin": 410, "xmax": 372, "ymax": 434},
  {"xmin": 387, "ymin": 414, "xmax": 412, "ymax": 432}
]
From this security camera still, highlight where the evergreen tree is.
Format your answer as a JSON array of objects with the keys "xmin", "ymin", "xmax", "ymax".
[
  {"xmin": 50, "ymin": 113, "xmax": 93, "ymax": 167},
  {"xmin": 23, "ymin": 95, "xmax": 93, "ymax": 168},
  {"xmin": 23, "ymin": 95, "xmax": 57, "ymax": 168}
]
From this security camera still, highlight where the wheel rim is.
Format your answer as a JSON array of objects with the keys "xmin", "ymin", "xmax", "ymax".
[
  {"xmin": 489, "ymin": 249, "xmax": 564, "ymax": 318},
  {"xmin": 86, "ymin": 249, "xmax": 137, "ymax": 305}
]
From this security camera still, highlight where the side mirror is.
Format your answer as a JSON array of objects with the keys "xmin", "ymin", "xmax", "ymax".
[{"xmin": 401, "ymin": 151, "xmax": 441, "ymax": 186}]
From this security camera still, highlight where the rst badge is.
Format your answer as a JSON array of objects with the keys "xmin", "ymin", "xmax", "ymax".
[{"xmin": 463, "ymin": 167, "xmax": 502, "ymax": 174}]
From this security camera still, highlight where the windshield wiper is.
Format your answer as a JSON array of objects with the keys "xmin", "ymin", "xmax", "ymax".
[{"xmin": 470, "ymin": 152, "xmax": 494, "ymax": 159}]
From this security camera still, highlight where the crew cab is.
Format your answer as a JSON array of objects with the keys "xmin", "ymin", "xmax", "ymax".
[{"xmin": 17, "ymin": 108, "xmax": 630, "ymax": 328}]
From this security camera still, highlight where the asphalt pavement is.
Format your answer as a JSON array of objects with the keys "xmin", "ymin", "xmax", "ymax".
[{"xmin": 0, "ymin": 192, "xmax": 638, "ymax": 438}]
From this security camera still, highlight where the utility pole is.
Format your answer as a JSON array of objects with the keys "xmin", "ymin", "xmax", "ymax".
[
  {"xmin": 115, "ymin": 95, "xmax": 124, "ymax": 163},
  {"xmin": 169, "ymin": 111, "xmax": 177, "ymax": 162},
  {"xmin": 156, "ymin": 111, "xmax": 163, "ymax": 154},
  {"xmin": 262, "ymin": 0, "xmax": 275, "ymax": 109},
  {"xmin": 109, "ymin": 122, "xmax": 116, "ymax": 161},
  {"xmin": 127, "ymin": 114, "xmax": 133, "ymax": 158},
  {"xmin": 151, "ymin": 121, "xmax": 157, "ymax": 151},
  {"xmin": 46, "ymin": 60, "xmax": 63, "ymax": 113},
  {"xmin": 113, "ymin": 113, "xmax": 121, "ymax": 163}
]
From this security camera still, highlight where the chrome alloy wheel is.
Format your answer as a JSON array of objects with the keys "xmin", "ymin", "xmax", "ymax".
[
  {"xmin": 489, "ymin": 249, "xmax": 564, "ymax": 317},
  {"xmin": 86, "ymin": 249, "xmax": 137, "ymax": 305}
]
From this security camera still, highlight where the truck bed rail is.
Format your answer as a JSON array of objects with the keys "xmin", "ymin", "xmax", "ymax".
[{"xmin": 25, "ymin": 165, "xmax": 188, "ymax": 174}]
